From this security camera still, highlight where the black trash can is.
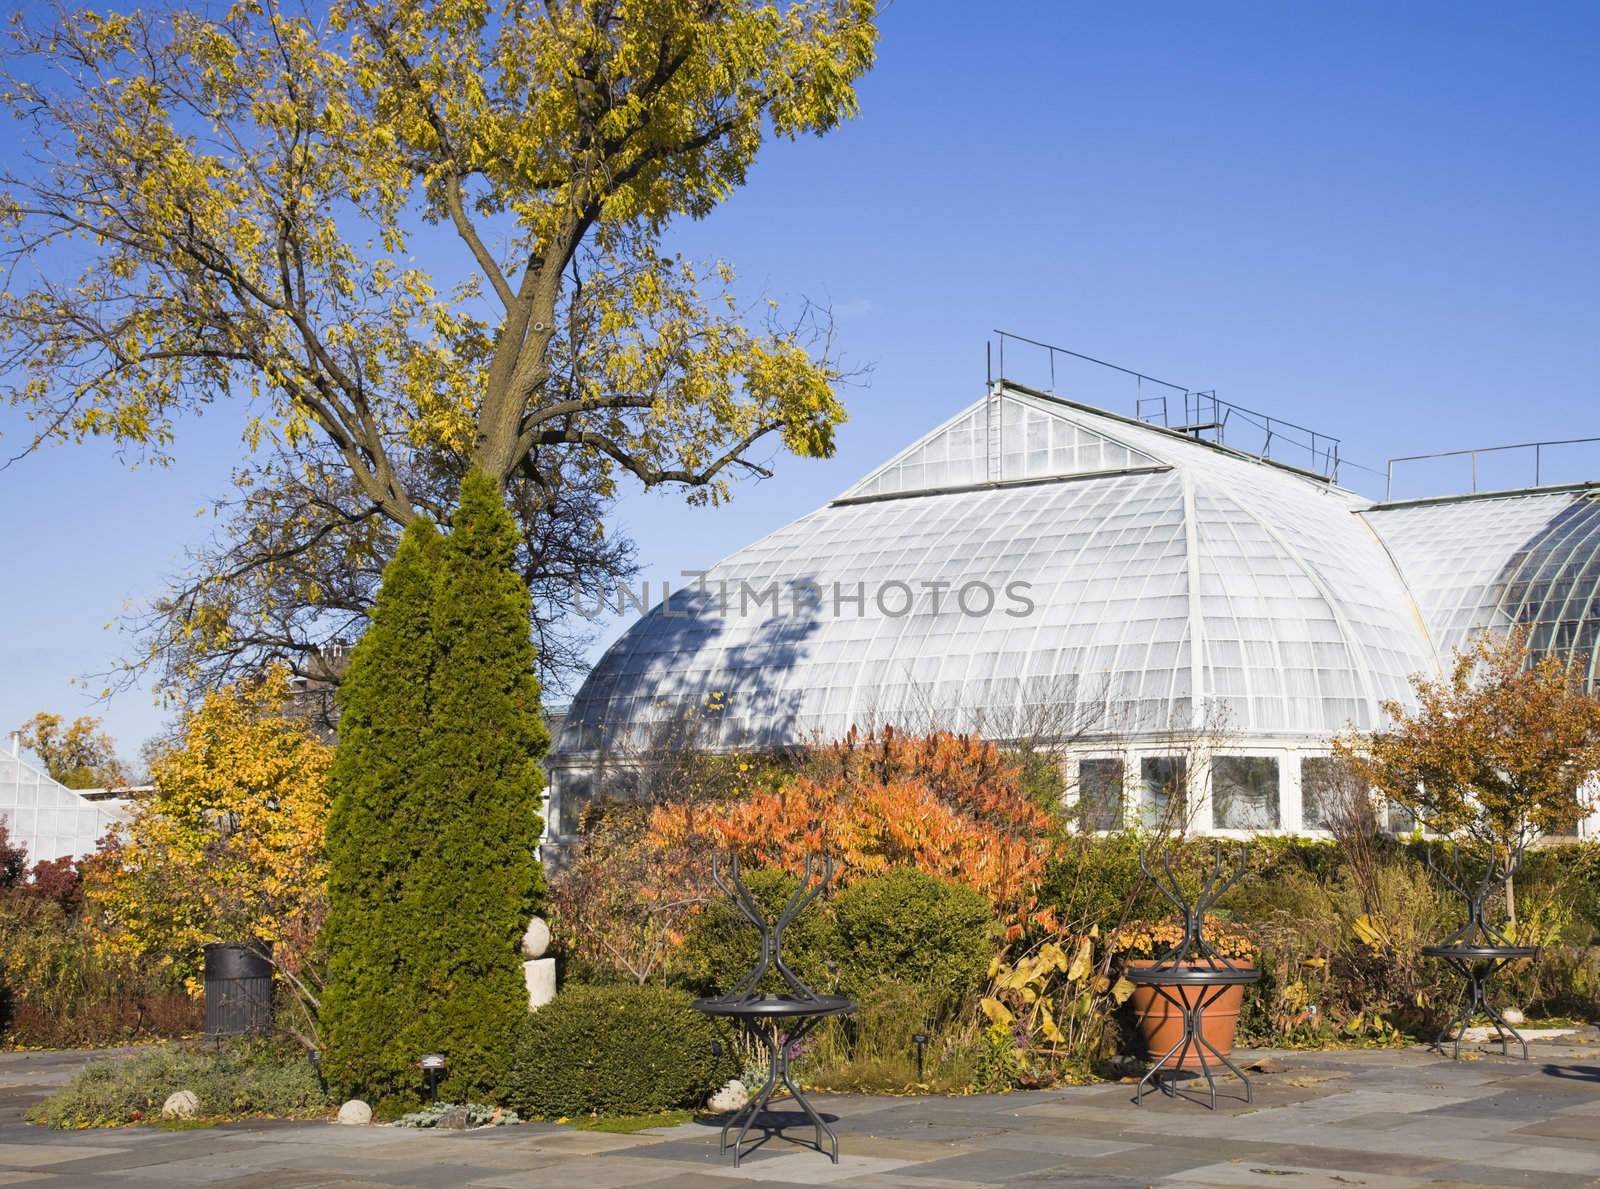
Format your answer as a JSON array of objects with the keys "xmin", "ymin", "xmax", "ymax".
[{"xmin": 203, "ymin": 943, "xmax": 274, "ymax": 1036}]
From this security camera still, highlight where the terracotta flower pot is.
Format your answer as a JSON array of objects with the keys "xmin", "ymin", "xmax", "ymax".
[{"xmin": 1125, "ymin": 959, "xmax": 1253, "ymax": 1070}]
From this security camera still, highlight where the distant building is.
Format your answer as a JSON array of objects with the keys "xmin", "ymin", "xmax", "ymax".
[
  {"xmin": 0, "ymin": 736, "xmax": 134, "ymax": 862},
  {"xmin": 548, "ymin": 380, "xmax": 1600, "ymax": 843}
]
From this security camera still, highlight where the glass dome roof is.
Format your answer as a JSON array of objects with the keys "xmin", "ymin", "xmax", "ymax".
[{"xmin": 556, "ymin": 383, "xmax": 1494, "ymax": 758}]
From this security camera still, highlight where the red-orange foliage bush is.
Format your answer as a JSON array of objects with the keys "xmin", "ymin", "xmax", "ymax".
[{"xmin": 648, "ymin": 728, "xmax": 1057, "ymax": 915}]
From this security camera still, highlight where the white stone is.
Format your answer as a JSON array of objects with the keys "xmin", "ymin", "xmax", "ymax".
[
  {"xmin": 1501, "ymin": 1008, "xmax": 1525, "ymax": 1025},
  {"xmin": 523, "ymin": 956, "xmax": 557, "ymax": 1009},
  {"xmin": 521, "ymin": 916, "xmax": 551, "ymax": 959},
  {"xmin": 707, "ymin": 1079, "xmax": 749, "ymax": 1113},
  {"xmin": 337, "ymin": 1099, "xmax": 373, "ymax": 1125},
  {"xmin": 161, "ymin": 1090, "xmax": 199, "ymax": 1119}
]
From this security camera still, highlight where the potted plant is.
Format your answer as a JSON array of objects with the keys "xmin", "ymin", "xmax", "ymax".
[{"xmin": 1111, "ymin": 921, "xmax": 1258, "ymax": 1067}]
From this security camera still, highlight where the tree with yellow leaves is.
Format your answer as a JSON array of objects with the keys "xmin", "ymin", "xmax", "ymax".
[
  {"xmin": 85, "ymin": 667, "xmax": 332, "ymax": 1045},
  {"xmin": 0, "ymin": 0, "xmax": 877, "ymax": 700},
  {"xmin": 14, "ymin": 713, "xmax": 127, "ymax": 790},
  {"xmin": 1335, "ymin": 629, "xmax": 1600, "ymax": 921}
]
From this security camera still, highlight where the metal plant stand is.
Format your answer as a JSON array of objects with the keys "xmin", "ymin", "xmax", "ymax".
[
  {"xmin": 693, "ymin": 854, "xmax": 856, "ymax": 1167},
  {"xmin": 1422, "ymin": 852, "xmax": 1536, "ymax": 1060},
  {"xmin": 1129, "ymin": 846, "xmax": 1260, "ymax": 1110}
]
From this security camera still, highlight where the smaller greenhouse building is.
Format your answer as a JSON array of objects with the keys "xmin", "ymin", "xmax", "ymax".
[{"xmin": 549, "ymin": 380, "xmax": 1600, "ymax": 843}]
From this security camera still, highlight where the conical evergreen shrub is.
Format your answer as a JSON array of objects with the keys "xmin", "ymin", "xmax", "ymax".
[
  {"xmin": 321, "ymin": 471, "xmax": 548, "ymax": 1111},
  {"xmin": 320, "ymin": 516, "xmax": 441, "ymax": 1108}
]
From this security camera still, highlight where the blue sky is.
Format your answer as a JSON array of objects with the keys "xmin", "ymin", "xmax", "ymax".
[{"xmin": 3, "ymin": 0, "xmax": 1597, "ymax": 763}]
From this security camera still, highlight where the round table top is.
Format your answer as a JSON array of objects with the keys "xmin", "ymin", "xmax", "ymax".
[
  {"xmin": 692, "ymin": 994, "xmax": 857, "ymax": 1020},
  {"xmin": 1126, "ymin": 963, "xmax": 1261, "ymax": 987},
  {"xmin": 1421, "ymin": 944, "xmax": 1538, "ymax": 961}
]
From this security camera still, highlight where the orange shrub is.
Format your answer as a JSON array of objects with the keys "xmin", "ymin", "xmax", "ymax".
[{"xmin": 648, "ymin": 728, "xmax": 1057, "ymax": 915}]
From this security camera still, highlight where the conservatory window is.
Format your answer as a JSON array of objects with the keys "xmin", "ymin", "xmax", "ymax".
[
  {"xmin": 1212, "ymin": 756, "xmax": 1281, "ymax": 830},
  {"xmin": 1139, "ymin": 756, "xmax": 1186, "ymax": 826},
  {"xmin": 1300, "ymin": 755, "xmax": 1346, "ymax": 831},
  {"xmin": 1078, "ymin": 758, "xmax": 1125, "ymax": 831}
]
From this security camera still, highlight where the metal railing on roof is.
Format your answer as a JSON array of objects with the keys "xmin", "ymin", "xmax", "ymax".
[
  {"xmin": 988, "ymin": 330, "xmax": 1343, "ymax": 481},
  {"xmin": 1385, "ymin": 437, "xmax": 1600, "ymax": 500}
]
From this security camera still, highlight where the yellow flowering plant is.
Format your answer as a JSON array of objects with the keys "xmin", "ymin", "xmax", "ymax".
[{"xmin": 1107, "ymin": 919, "xmax": 1259, "ymax": 965}]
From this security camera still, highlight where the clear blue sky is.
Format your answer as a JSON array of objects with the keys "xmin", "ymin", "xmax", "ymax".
[{"xmin": 3, "ymin": 0, "xmax": 1597, "ymax": 763}]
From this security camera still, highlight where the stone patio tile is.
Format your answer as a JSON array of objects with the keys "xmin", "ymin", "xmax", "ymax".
[
  {"xmin": 1005, "ymin": 1174, "xmax": 1148, "ymax": 1188},
  {"xmin": 889, "ymin": 1148, "xmax": 1078, "ymax": 1182},
  {"xmin": 1511, "ymin": 1116, "xmax": 1600, "ymax": 1141},
  {"xmin": 1159, "ymin": 1160, "xmax": 1429, "ymax": 1188},
  {"xmin": 1471, "ymin": 1143, "xmax": 1600, "ymax": 1175},
  {"xmin": 1422, "ymin": 1167, "xmax": 1599, "ymax": 1188},
  {"xmin": 613, "ymin": 1176, "xmax": 797, "ymax": 1189},
  {"xmin": 1424, "ymin": 1083, "xmax": 1600, "ymax": 1111},
  {"xmin": 0, "ymin": 1140, "xmax": 135, "ymax": 1168},
  {"xmin": 101, "ymin": 1154, "xmax": 282, "ymax": 1185},
  {"xmin": 1248, "ymin": 1142, "xmax": 1450, "ymax": 1177},
  {"xmin": 980, "ymin": 1134, "xmax": 1146, "ymax": 1159},
  {"xmin": 1317, "ymin": 1109, "xmax": 1419, "ymax": 1132},
  {"xmin": 603, "ymin": 1136, "xmax": 787, "ymax": 1165},
  {"xmin": 1070, "ymin": 1143, "xmax": 1280, "ymax": 1184},
  {"xmin": 849, "ymin": 1123, "xmax": 1010, "ymax": 1145},
  {"xmin": 834, "ymin": 1138, "xmax": 975, "ymax": 1161},
  {"xmin": 466, "ymin": 1156, "xmax": 690, "ymax": 1188},
  {"xmin": 489, "ymin": 1128, "xmax": 664, "ymax": 1155},
  {"xmin": 695, "ymin": 1152, "xmax": 913, "ymax": 1184}
]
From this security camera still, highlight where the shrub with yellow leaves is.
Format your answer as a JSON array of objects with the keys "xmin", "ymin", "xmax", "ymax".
[{"xmin": 84, "ymin": 667, "xmax": 331, "ymax": 1046}]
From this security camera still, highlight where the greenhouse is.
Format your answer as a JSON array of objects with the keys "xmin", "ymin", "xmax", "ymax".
[
  {"xmin": 549, "ymin": 381, "xmax": 1600, "ymax": 842},
  {"xmin": 0, "ymin": 744, "xmax": 132, "ymax": 862}
]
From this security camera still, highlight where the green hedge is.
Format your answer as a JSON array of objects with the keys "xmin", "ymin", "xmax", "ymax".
[
  {"xmin": 507, "ymin": 984, "xmax": 733, "ymax": 1117},
  {"xmin": 832, "ymin": 868, "xmax": 995, "ymax": 1007},
  {"xmin": 676, "ymin": 867, "xmax": 840, "ymax": 997},
  {"xmin": 675, "ymin": 866, "xmax": 999, "ymax": 1009}
]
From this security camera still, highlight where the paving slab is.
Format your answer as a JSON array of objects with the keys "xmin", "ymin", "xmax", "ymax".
[{"xmin": 4, "ymin": 1046, "xmax": 1599, "ymax": 1187}]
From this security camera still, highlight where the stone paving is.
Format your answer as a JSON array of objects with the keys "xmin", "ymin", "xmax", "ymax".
[{"xmin": 2, "ymin": 1039, "xmax": 1598, "ymax": 1187}]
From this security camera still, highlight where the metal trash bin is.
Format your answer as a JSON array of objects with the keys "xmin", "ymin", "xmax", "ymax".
[{"xmin": 203, "ymin": 943, "xmax": 274, "ymax": 1036}]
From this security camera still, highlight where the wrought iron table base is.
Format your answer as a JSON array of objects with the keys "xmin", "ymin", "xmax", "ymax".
[
  {"xmin": 1423, "ymin": 945, "xmax": 1536, "ymax": 1061},
  {"xmin": 1133, "ymin": 975, "xmax": 1255, "ymax": 1110},
  {"xmin": 717, "ymin": 1013, "xmax": 838, "ymax": 1166},
  {"xmin": 692, "ymin": 854, "xmax": 855, "ymax": 1168}
]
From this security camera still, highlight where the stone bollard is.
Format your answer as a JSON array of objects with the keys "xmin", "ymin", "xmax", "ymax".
[
  {"xmin": 522, "ymin": 915, "xmax": 556, "ymax": 1010},
  {"xmin": 337, "ymin": 1099, "xmax": 373, "ymax": 1125}
]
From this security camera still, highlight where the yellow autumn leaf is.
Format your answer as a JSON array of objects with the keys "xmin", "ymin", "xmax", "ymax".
[
  {"xmin": 1066, "ymin": 935, "xmax": 1093, "ymax": 984},
  {"xmin": 980, "ymin": 996, "xmax": 1015, "ymax": 1030},
  {"xmin": 1039, "ymin": 1000, "xmax": 1065, "ymax": 1044}
]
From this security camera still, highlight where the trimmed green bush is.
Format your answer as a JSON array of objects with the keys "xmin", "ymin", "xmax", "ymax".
[
  {"xmin": 675, "ymin": 866, "xmax": 840, "ymax": 997},
  {"xmin": 322, "ymin": 470, "xmax": 548, "ymax": 1112},
  {"xmin": 507, "ymin": 984, "xmax": 733, "ymax": 1117},
  {"xmin": 833, "ymin": 868, "xmax": 995, "ymax": 1006},
  {"xmin": 26, "ymin": 1038, "xmax": 327, "ymax": 1128}
]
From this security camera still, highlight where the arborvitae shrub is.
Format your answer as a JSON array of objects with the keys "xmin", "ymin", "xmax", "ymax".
[
  {"xmin": 320, "ymin": 518, "xmax": 442, "ymax": 1109},
  {"xmin": 507, "ymin": 984, "xmax": 732, "ymax": 1117},
  {"xmin": 322, "ymin": 471, "xmax": 547, "ymax": 1112}
]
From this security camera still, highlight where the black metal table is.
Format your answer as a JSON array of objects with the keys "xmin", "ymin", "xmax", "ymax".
[
  {"xmin": 1128, "ymin": 845, "xmax": 1260, "ymax": 1110},
  {"xmin": 694, "ymin": 993, "xmax": 856, "ymax": 1165},
  {"xmin": 693, "ymin": 853, "xmax": 857, "ymax": 1167},
  {"xmin": 1132, "ymin": 963, "xmax": 1261, "ymax": 1108},
  {"xmin": 1422, "ymin": 851, "xmax": 1535, "ymax": 1061},
  {"xmin": 1422, "ymin": 943, "xmax": 1537, "ymax": 1060}
]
